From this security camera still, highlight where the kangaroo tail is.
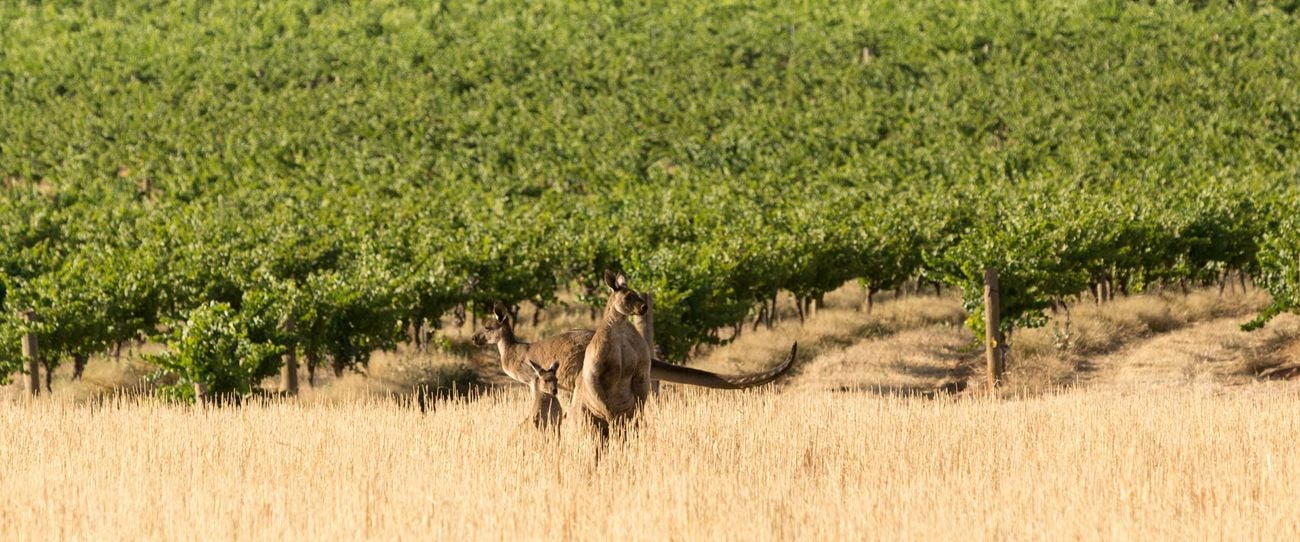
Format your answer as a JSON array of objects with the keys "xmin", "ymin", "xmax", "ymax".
[{"xmin": 650, "ymin": 342, "xmax": 798, "ymax": 389}]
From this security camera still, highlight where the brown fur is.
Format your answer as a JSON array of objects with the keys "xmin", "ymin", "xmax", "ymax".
[
  {"xmin": 571, "ymin": 272, "xmax": 654, "ymax": 438},
  {"xmin": 526, "ymin": 359, "xmax": 563, "ymax": 433},
  {"xmin": 473, "ymin": 308, "xmax": 798, "ymax": 396},
  {"xmin": 473, "ymin": 286, "xmax": 800, "ymax": 435},
  {"xmin": 651, "ymin": 346, "xmax": 797, "ymax": 389},
  {"xmin": 473, "ymin": 306, "xmax": 795, "ymax": 400},
  {"xmin": 472, "ymin": 307, "xmax": 590, "ymax": 408}
]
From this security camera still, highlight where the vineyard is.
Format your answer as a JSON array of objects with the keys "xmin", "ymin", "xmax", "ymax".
[{"xmin": 3, "ymin": 1, "xmax": 1300, "ymax": 399}]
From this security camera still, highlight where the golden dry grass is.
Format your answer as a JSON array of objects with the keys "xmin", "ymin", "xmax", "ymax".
[
  {"xmin": 293, "ymin": 348, "xmax": 481, "ymax": 405},
  {"xmin": 997, "ymin": 289, "xmax": 1290, "ymax": 394},
  {"xmin": 692, "ymin": 284, "xmax": 968, "ymax": 392},
  {"xmin": 3, "ymin": 386, "xmax": 1300, "ymax": 541},
  {"xmin": 5, "ymin": 286, "xmax": 1300, "ymax": 540}
]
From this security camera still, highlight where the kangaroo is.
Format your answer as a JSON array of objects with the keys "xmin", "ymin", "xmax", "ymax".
[
  {"xmin": 472, "ymin": 305, "xmax": 798, "ymax": 409},
  {"xmin": 525, "ymin": 359, "xmax": 563, "ymax": 433},
  {"xmin": 571, "ymin": 271, "xmax": 653, "ymax": 439},
  {"xmin": 472, "ymin": 308, "xmax": 591, "ymax": 408}
]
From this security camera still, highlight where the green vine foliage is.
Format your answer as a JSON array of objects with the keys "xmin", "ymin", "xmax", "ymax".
[
  {"xmin": 148, "ymin": 302, "xmax": 284, "ymax": 404},
  {"xmin": 2, "ymin": 1, "xmax": 1300, "ymax": 385},
  {"xmin": 1246, "ymin": 190, "xmax": 1300, "ymax": 331}
]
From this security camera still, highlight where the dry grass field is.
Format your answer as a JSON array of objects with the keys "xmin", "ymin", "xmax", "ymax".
[
  {"xmin": 4, "ymin": 286, "xmax": 1300, "ymax": 541},
  {"xmin": 2, "ymin": 387, "xmax": 1299, "ymax": 541}
]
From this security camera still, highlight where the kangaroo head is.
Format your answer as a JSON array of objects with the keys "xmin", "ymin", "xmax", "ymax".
[
  {"xmin": 528, "ymin": 359, "xmax": 560, "ymax": 396},
  {"xmin": 603, "ymin": 270, "xmax": 648, "ymax": 317},
  {"xmin": 471, "ymin": 304, "xmax": 513, "ymax": 346}
]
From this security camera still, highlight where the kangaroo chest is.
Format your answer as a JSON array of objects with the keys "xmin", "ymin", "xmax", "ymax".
[{"xmin": 603, "ymin": 327, "xmax": 649, "ymax": 372}]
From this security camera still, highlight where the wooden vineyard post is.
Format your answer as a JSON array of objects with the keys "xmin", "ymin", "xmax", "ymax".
[
  {"xmin": 637, "ymin": 293, "xmax": 659, "ymax": 393},
  {"xmin": 281, "ymin": 315, "xmax": 299, "ymax": 395},
  {"xmin": 21, "ymin": 310, "xmax": 40, "ymax": 397},
  {"xmin": 984, "ymin": 269, "xmax": 1005, "ymax": 390}
]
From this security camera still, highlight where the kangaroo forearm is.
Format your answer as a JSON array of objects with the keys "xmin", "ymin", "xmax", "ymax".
[
  {"xmin": 630, "ymin": 372, "xmax": 650, "ymax": 402},
  {"xmin": 581, "ymin": 370, "xmax": 615, "ymax": 419}
]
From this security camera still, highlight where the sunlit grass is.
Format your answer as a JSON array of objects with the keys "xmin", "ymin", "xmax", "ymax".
[{"xmin": 2, "ymin": 386, "xmax": 1298, "ymax": 541}]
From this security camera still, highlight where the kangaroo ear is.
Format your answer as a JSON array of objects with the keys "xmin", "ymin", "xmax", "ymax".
[
  {"xmin": 528, "ymin": 359, "xmax": 543, "ymax": 376},
  {"xmin": 615, "ymin": 273, "xmax": 628, "ymax": 291},
  {"xmin": 493, "ymin": 303, "xmax": 508, "ymax": 322},
  {"xmin": 604, "ymin": 270, "xmax": 624, "ymax": 291},
  {"xmin": 547, "ymin": 361, "xmax": 560, "ymax": 372}
]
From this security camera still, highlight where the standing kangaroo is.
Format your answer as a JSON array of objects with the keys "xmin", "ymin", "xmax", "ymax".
[
  {"xmin": 472, "ymin": 290, "xmax": 800, "ymax": 433},
  {"xmin": 572, "ymin": 271, "xmax": 653, "ymax": 439},
  {"xmin": 526, "ymin": 359, "xmax": 563, "ymax": 433},
  {"xmin": 472, "ymin": 308, "xmax": 797, "ymax": 402},
  {"xmin": 472, "ymin": 309, "xmax": 590, "ymax": 408}
]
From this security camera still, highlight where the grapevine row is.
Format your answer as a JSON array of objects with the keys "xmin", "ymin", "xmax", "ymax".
[{"xmin": 2, "ymin": 1, "xmax": 1299, "ymax": 397}]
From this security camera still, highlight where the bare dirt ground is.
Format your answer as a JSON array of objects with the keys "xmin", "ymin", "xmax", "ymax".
[
  {"xmin": 1079, "ymin": 314, "xmax": 1300, "ymax": 391},
  {"xmin": 688, "ymin": 284, "xmax": 1300, "ymax": 398}
]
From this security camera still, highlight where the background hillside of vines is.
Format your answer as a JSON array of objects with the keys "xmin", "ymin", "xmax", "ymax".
[{"xmin": 2, "ymin": 0, "xmax": 1299, "ymax": 387}]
